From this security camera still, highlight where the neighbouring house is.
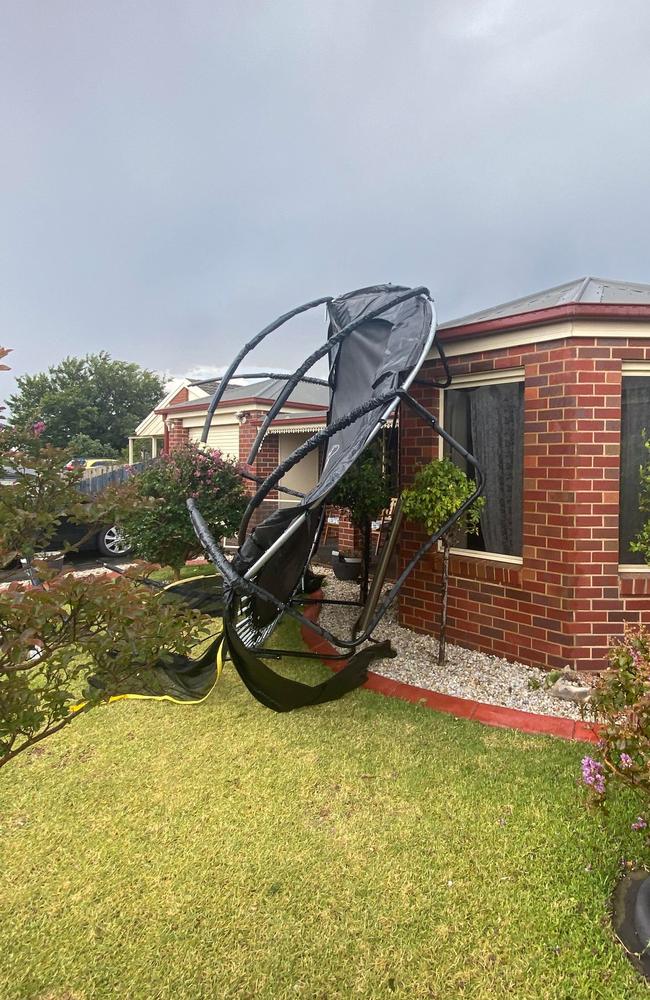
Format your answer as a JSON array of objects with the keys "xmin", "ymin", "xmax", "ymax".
[
  {"xmin": 130, "ymin": 376, "xmax": 329, "ymax": 517},
  {"xmin": 399, "ymin": 276, "xmax": 650, "ymax": 673}
]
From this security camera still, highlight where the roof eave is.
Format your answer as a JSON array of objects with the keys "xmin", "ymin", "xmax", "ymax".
[{"xmin": 438, "ymin": 302, "xmax": 650, "ymax": 342}]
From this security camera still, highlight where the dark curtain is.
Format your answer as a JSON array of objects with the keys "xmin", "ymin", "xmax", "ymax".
[
  {"xmin": 620, "ymin": 377, "xmax": 650, "ymax": 563},
  {"xmin": 469, "ymin": 383, "xmax": 523, "ymax": 556}
]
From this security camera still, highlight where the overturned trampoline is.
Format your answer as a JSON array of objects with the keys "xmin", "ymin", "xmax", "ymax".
[{"xmin": 170, "ymin": 282, "xmax": 484, "ymax": 713}]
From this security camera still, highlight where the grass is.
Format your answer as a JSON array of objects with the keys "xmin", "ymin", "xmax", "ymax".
[{"xmin": 1, "ymin": 618, "xmax": 648, "ymax": 999}]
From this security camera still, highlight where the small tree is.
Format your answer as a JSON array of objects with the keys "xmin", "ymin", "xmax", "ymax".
[
  {"xmin": 117, "ymin": 444, "xmax": 246, "ymax": 577},
  {"xmin": 0, "ymin": 373, "xmax": 202, "ymax": 769},
  {"xmin": 402, "ymin": 458, "xmax": 484, "ymax": 665},
  {"xmin": 328, "ymin": 443, "xmax": 392, "ymax": 603}
]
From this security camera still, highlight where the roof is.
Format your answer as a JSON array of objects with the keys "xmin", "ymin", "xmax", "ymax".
[
  {"xmin": 159, "ymin": 377, "xmax": 329, "ymax": 416},
  {"xmin": 440, "ymin": 276, "xmax": 650, "ymax": 338}
]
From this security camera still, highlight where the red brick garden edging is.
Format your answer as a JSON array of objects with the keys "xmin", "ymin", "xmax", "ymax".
[{"xmin": 301, "ymin": 591, "xmax": 599, "ymax": 744}]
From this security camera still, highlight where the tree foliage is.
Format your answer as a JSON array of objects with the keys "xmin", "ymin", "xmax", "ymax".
[
  {"xmin": 1, "ymin": 570, "xmax": 201, "ymax": 769},
  {"xmin": 117, "ymin": 444, "xmax": 246, "ymax": 575},
  {"xmin": 329, "ymin": 443, "xmax": 392, "ymax": 602},
  {"xmin": 402, "ymin": 458, "xmax": 484, "ymax": 665},
  {"xmin": 329, "ymin": 444, "xmax": 392, "ymax": 532},
  {"xmin": 66, "ymin": 433, "xmax": 122, "ymax": 459},
  {"xmin": 0, "ymin": 371, "xmax": 203, "ymax": 769},
  {"xmin": 8, "ymin": 352, "xmax": 164, "ymax": 452}
]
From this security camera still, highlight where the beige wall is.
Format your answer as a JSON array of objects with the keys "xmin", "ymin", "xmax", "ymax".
[
  {"xmin": 187, "ymin": 421, "xmax": 239, "ymax": 458},
  {"xmin": 278, "ymin": 433, "xmax": 319, "ymax": 503}
]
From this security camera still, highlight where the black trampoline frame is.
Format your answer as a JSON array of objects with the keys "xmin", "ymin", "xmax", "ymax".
[{"xmin": 187, "ymin": 286, "xmax": 484, "ymax": 655}]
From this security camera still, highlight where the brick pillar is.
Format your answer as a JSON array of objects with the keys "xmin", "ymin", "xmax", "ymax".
[
  {"xmin": 337, "ymin": 509, "xmax": 363, "ymax": 554},
  {"xmin": 238, "ymin": 412, "xmax": 279, "ymax": 530},
  {"xmin": 167, "ymin": 418, "xmax": 189, "ymax": 452}
]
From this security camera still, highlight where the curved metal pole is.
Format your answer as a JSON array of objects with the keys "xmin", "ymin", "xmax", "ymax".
[
  {"xmin": 200, "ymin": 296, "xmax": 332, "ymax": 443},
  {"xmin": 187, "ymin": 388, "xmax": 485, "ymax": 653},
  {"xmin": 245, "ymin": 286, "xmax": 430, "ymax": 464}
]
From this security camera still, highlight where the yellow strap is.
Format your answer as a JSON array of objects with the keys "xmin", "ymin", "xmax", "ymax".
[{"xmin": 69, "ymin": 632, "xmax": 226, "ymax": 713}]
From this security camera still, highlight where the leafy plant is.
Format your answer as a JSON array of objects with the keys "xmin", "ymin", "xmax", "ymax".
[
  {"xmin": 116, "ymin": 443, "xmax": 246, "ymax": 576},
  {"xmin": 631, "ymin": 433, "xmax": 650, "ymax": 563},
  {"xmin": 0, "ymin": 569, "xmax": 202, "ymax": 769},
  {"xmin": 66, "ymin": 432, "xmax": 122, "ymax": 459},
  {"xmin": 328, "ymin": 443, "xmax": 392, "ymax": 602},
  {"xmin": 0, "ymin": 355, "xmax": 205, "ymax": 769},
  {"xmin": 8, "ymin": 351, "xmax": 164, "ymax": 452},
  {"xmin": 402, "ymin": 458, "xmax": 484, "ymax": 665},
  {"xmin": 581, "ymin": 624, "xmax": 650, "ymax": 841}
]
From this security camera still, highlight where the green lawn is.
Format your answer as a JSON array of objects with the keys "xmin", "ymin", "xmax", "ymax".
[{"xmin": 1, "ymin": 620, "xmax": 647, "ymax": 1000}]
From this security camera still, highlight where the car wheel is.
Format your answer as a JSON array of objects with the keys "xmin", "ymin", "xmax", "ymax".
[{"xmin": 97, "ymin": 525, "xmax": 132, "ymax": 557}]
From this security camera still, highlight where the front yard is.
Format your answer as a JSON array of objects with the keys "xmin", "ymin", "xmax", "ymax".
[{"xmin": 0, "ymin": 622, "xmax": 647, "ymax": 999}]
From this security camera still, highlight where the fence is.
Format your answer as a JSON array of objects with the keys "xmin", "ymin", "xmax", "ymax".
[{"xmin": 76, "ymin": 461, "xmax": 148, "ymax": 495}]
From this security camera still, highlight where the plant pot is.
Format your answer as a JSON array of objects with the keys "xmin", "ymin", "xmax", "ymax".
[
  {"xmin": 331, "ymin": 551, "xmax": 362, "ymax": 582},
  {"xmin": 612, "ymin": 869, "xmax": 650, "ymax": 979},
  {"xmin": 31, "ymin": 551, "xmax": 65, "ymax": 570}
]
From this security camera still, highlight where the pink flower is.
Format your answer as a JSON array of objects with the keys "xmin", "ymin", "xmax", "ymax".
[{"xmin": 32, "ymin": 420, "xmax": 46, "ymax": 437}]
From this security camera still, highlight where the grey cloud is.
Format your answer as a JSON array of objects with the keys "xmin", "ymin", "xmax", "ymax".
[{"xmin": 2, "ymin": 1, "xmax": 650, "ymax": 400}]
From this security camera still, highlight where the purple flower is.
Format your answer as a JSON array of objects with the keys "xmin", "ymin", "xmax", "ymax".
[
  {"xmin": 581, "ymin": 756, "xmax": 606, "ymax": 795},
  {"xmin": 632, "ymin": 816, "xmax": 648, "ymax": 832},
  {"xmin": 619, "ymin": 753, "xmax": 634, "ymax": 769},
  {"xmin": 32, "ymin": 420, "xmax": 46, "ymax": 437}
]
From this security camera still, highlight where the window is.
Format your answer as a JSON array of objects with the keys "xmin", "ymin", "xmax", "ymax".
[
  {"xmin": 620, "ymin": 375, "xmax": 650, "ymax": 564},
  {"xmin": 442, "ymin": 376, "xmax": 524, "ymax": 558}
]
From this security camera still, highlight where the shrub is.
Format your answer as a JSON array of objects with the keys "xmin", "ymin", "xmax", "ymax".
[
  {"xmin": 328, "ymin": 442, "xmax": 392, "ymax": 602},
  {"xmin": 402, "ymin": 458, "xmax": 484, "ymax": 665},
  {"xmin": 117, "ymin": 444, "xmax": 246, "ymax": 576},
  {"xmin": 581, "ymin": 624, "xmax": 650, "ymax": 840},
  {"xmin": 0, "ymin": 381, "xmax": 203, "ymax": 769}
]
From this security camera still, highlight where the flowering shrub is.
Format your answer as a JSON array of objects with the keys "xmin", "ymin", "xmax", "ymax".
[
  {"xmin": 581, "ymin": 624, "xmax": 650, "ymax": 840},
  {"xmin": 116, "ymin": 444, "xmax": 246, "ymax": 575}
]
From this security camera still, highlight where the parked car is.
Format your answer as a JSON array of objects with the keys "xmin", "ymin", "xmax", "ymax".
[
  {"xmin": 1, "ymin": 464, "xmax": 131, "ymax": 560},
  {"xmin": 64, "ymin": 457, "xmax": 121, "ymax": 471}
]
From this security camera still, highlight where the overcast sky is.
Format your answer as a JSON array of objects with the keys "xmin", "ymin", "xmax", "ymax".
[{"xmin": 3, "ymin": 0, "xmax": 650, "ymax": 399}]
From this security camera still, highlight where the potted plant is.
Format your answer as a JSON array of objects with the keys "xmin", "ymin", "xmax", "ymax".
[
  {"xmin": 402, "ymin": 458, "xmax": 484, "ymax": 666},
  {"xmin": 331, "ymin": 549, "xmax": 363, "ymax": 582}
]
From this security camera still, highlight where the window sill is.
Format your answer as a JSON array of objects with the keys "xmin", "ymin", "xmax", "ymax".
[
  {"xmin": 449, "ymin": 547, "xmax": 523, "ymax": 566},
  {"xmin": 619, "ymin": 566, "xmax": 650, "ymax": 596}
]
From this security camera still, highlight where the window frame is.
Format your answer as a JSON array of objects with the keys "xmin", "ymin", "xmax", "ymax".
[
  {"xmin": 438, "ymin": 367, "xmax": 525, "ymax": 566},
  {"xmin": 619, "ymin": 361, "xmax": 650, "ymax": 574}
]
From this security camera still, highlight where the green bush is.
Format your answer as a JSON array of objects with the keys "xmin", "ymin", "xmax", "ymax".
[
  {"xmin": 117, "ymin": 444, "xmax": 246, "ymax": 575},
  {"xmin": 402, "ymin": 458, "xmax": 484, "ymax": 665}
]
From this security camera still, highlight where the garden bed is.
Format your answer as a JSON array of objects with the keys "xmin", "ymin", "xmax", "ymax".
[{"xmin": 314, "ymin": 569, "xmax": 590, "ymax": 722}]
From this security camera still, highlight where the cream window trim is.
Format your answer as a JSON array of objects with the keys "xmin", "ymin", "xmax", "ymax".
[
  {"xmin": 427, "ymin": 318, "xmax": 650, "ymax": 360},
  {"xmin": 437, "ymin": 368, "xmax": 524, "ymax": 457},
  {"xmin": 622, "ymin": 361, "xmax": 650, "ymax": 375},
  {"xmin": 448, "ymin": 546, "xmax": 523, "ymax": 566},
  {"xmin": 618, "ymin": 564, "xmax": 650, "ymax": 574},
  {"xmin": 436, "ymin": 370, "xmax": 525, "ymax": 562}
]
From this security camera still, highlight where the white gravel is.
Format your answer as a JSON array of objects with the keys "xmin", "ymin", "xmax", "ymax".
[{"xmin": 312, "ymin": 567, "xmax": 586, "ymax": 721}]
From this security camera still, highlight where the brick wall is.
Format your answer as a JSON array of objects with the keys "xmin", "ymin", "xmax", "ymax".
[
  {"xmin": 167, "ymin": 418, "xmax": 189, "ymax": 451},
  {"xmin": 399, "ymin": 333, "xmax": 650, "ymax": 673}
]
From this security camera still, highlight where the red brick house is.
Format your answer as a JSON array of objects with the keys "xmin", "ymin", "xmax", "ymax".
[
  {"xmin": 398, "ymin": 277, "xmax": 650, "ymax": 673},
  {"xmin": 131, "ymin": 377, "xmax": 328, "ymax": 519}
]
